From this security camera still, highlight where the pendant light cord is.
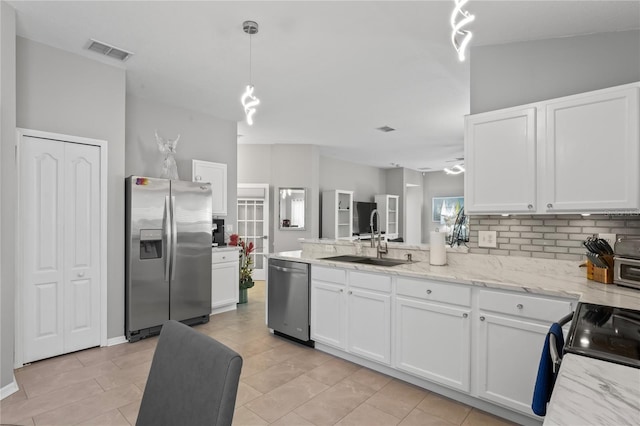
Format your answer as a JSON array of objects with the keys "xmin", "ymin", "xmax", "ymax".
[{"xmin": 248, "ymin": 33, "xmax": 253, "ymax": 86}]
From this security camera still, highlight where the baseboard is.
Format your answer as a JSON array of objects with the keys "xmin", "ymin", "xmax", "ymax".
[
  {"xmin": 1, "ymin": 377, "xmax": 19, "ymax": 400},
  {"xmin": 106, "ymin": 335, "xmax": 127, "ymax": 346},
  {"xmin": 210, "ymin": 304, "xmax": 237, "ymax": 316}
]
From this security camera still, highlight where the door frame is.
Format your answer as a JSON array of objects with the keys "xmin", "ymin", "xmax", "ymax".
[
  {"xmin": 14, "ymin": 128, "xmax": 108, "ymax": 367},
  {"xmin": 237, "ymin": 183, "xmax": 269, "ymax": 280}
]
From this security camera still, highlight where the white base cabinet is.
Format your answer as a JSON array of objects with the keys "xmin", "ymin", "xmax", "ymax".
[
  {"xmin": 211, "ymin": 249, "xmax": 239, "ymax": 314},
  {"xmin": 395, "ymin": 297, "xmax": 471, "ymax": 392},
  {"xmin": 476, "ymin": 313, "xmax": 549, "ymax": 414},
  {"xmin": 474, "ymin": 289, "xmax": 573, "ymax": 416},
  {"xmin": 394, "ymin": 277, "xmax": 472, "ymax": 392},
  {"xmin": 309, "ymin": 263, "xmax": 576, "ymax": 421},
  {"xmin": 311, "ymin": 266, "xmax": 391, "ymax": 365}
]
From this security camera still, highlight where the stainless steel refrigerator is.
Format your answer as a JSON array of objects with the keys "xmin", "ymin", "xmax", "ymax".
[{"xmin": 125, "ymin": 176, "xmax": 212, "ymax": 342}]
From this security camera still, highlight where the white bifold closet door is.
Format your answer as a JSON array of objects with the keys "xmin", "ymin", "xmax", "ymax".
[{"xmin": 21, "ymin": 136, "xmax": 101, "ymax": 363}]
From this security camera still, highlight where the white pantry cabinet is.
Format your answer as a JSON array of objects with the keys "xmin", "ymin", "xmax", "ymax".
[
  {"xmin": 395, "ymin": 277, "xmax": 471, "ymax": 392},
  {"xmin": 465, "ymin": 83, "xmax": 640, "ymax": 215},
  {"xmin": 192, "ymin": 160, "xmax": 227, "ymax": 216},
  {"xmin": 475, "ymin": 290, "xmax": 574, "ymax": 416},
  {"xmin": 374, "ymin": 194, "xmax": 400, "ymax": 239},
  {"xmin": 211, "ymin": 249, "xmax": 239, "ymax": 314}
]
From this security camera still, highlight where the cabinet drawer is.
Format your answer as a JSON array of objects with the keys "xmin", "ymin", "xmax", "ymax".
[
  {"xmin": 479, "ymin": 290, "xmax": 573, "ymax": 322},
  {"xmin": 312, "ymin": 265, "xmax": 346, "ymax": 284},
  {"xmin": 212, "ymin": 250, "xmax": 238, "ymax": 264},
  {"xmin": 349, "ymin": 271, "xmax": 391, "ymax": 293},
  {"xmin": 396, "ymin": 277, "xmax": 471, "ymax": 306}
]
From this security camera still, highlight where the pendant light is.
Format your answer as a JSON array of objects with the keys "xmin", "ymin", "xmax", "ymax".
[
  {"xmin": 450, "ymin": 0, "xmax": 475, "ymax": 62},
  {"xmin": 241, "ymin": 20, "xmax": 260, "ymax": 126}
]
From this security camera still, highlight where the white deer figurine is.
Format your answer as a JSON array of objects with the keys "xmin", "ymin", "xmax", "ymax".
[{"xmin": 155, "ymin": 130, "xmax": 180, "ymax": 180}]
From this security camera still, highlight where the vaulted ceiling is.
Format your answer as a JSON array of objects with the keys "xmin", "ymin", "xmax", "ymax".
[{"xmin": 8, "ymin": 1, "xmax": 640, "ymax": 170}]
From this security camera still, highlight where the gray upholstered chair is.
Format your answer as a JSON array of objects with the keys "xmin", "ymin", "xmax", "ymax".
[{"xmin": 136, "ymin": 320, "xmax": 243, "ymax": 426}]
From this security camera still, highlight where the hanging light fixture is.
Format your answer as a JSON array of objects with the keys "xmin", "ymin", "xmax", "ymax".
[
  {"xmin": 444, "ymin": 164, "xmax": 465, "ymax": 175},
  {"xmin": 450, "ymin": 0, "xmax": 475, "ymax": 62},
  {"xmin": 241, "ymin": 20, "xmax": 260, "ymax": 126}
]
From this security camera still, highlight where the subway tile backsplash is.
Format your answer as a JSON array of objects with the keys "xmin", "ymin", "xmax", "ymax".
[{"xmin": 468, "ymin": 214, "xmax": 640, "ymax": 261}]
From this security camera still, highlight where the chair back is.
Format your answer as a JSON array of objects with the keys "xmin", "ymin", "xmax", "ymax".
[{"xmin": 136, "ymin": 320, "xmax": 243, "ymax": 426}]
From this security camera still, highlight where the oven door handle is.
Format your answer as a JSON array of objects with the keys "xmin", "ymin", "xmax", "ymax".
[{"xmin": 549, "ymin": 311, "xmax": 574, "ymax": 373}]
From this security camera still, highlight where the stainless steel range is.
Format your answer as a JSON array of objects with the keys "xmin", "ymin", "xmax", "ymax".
[
  {"xmin": 614, "ymin": 237, "xmax": 640, "ymax": 290},
  {"xmin": 564, "ymin": 302, "xmax": 640, "ymax": 368}
]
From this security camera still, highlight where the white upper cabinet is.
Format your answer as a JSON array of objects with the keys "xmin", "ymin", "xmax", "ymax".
[
  {"xmin": 192, "ymin": 160, "xmax": 227, "ymax": 216},
  {"xmin": 543, "ymin": 86, "xmax": 639, "ymax": 212},
  {"xmin": 322, "ymin": 190, "xmax": 354, "ymax": 239},
  {"xmin": 374, "ymin": 194, "xmax": 400, "ymax": 239},
  {"xmin": 465, "ymin": 83, "xmax": 640, "ymax": 215},
  {"xmin": 465, "ymin": 108, "xmax": 537, "ymax": 213}
]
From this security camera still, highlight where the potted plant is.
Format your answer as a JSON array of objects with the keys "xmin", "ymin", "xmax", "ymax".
[{"xmin": 229, "ymin": 234, "xmax": 255, "ymax": 304}]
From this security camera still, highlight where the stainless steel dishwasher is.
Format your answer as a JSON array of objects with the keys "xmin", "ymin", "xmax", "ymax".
[{"xmin": 267, "ymin": 259, "xmax": 313, "ymax": 345}]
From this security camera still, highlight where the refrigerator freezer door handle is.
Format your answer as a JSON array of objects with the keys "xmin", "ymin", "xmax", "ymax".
[
  {"xmin": 171, "ymin": 196, "xmax": 178, "ymax": 280},
  {"xmin": 164, "ymin": 196, "xmax": 171, "ymax": 281}
]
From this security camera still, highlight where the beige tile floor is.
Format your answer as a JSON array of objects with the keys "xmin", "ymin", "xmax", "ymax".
[{"xmin": 1, "ymin": 281, "xmax": 517, "ymax": 426}]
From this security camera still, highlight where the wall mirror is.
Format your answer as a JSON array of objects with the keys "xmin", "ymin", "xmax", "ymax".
[{"xmin": 279, "ymin": 188, "xmax": 306, "ymax": 230}]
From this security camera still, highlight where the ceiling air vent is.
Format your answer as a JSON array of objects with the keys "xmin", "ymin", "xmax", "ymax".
[
  {"xmin": 86, "ymin": 39, "xmax": 134, "ymax": 62},
  {"xmin": 445, "ymin": 157, "xmax": 465, "ymax": 162},
  {"xmin": 376, "ymin": 126, "xmax": 396, "ymax": 133},
  {"xmin": 417, "ymin": 167, "xmax": 432, "ymax": 171}
]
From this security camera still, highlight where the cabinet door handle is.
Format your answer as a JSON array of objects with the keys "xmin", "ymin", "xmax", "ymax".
[
  {"xmin": 339, "ymin": 289, "xmax": 344, "ymax": 293},
  {"xmin": 517, "ymin": 304, "xmax": 523, "ymax": 309},
  {"xmin": 348, "ymin": 291, "xmax": 353, "ymax": 295},
  {"xmin": 426, "ymin": 289, "xmax": 432, "ymax": 294},
  {"xmin": 195, "ymin": 175, "xmax": 201, "ymax": 181},
  {"xmin": 222, "ymin": 256, "xmax": 226, "ymax": 260},
  {"xmin": 462, "ymin": 313, "xmax": 468, "ymax": 318},
  {"xmin": 480, "ymin": 316, "xmax": 485, "ymax": 321},
  {"xmin": 547, "ymin": 203, "xmax": 553, "ymax": 208},
  {"xmin": 527, "ymin": 204, "xmax": 533, "ymax": 209}
]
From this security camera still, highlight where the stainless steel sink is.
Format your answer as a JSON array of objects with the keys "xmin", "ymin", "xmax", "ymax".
[{"xmin": 321, "ymin": 255, "xmax": 411, "ymax": 267}]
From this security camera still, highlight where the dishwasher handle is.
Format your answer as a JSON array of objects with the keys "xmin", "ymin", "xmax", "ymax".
[{"xmin": 270, "ymin": 265, "xmax": 306, "ymax": 274}]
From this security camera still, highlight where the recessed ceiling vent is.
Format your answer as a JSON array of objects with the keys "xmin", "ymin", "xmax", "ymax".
[
  {"xmin": 418, "ymin": 167, "xmax": 432, "ymax": 171},
  {"xmin": 376, "ymin": 126, "xmax": 396, "ymax": 133},
  {"xmin": 86, "ymin": 39, "xmax": 134, "ymax": 62}
]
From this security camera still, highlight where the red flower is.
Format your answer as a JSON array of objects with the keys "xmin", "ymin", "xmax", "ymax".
[{"xmin": 229, "ymin": 233, "xmax": 239, "ymax": 246}]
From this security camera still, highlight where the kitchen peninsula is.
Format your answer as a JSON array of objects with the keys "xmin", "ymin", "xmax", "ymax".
[{"xmin": 267, "ymin": 239, "xmax": 640, "ymax": 426}]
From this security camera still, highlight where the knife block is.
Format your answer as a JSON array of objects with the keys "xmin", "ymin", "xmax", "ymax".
[{"xmin": 586, "ymin": 259, "xmax": 614, "ymax": 284}]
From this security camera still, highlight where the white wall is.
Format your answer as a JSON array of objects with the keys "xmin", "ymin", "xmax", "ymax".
[
  {"xmin": 319, "ymin": 156, "xmax": 386, "ymax": 202},
  {"xmin": 470, "ymin": 30, "xmax": 640, "ymax": 114},
  {"xmin": 422, "ymin": 171, "xmax": 464, "ymax": 242},
  {"xmin": 15, "ymin": 37, "xmax": 126, "ymax": 339},
  {"xmin": 0, "ymin": 0, "xmax": 16, "ymax": 390},
  {"xmin": 125, "ymin": 96, "xmax": 238, "ymax": 227},
  {"xmin": 271, "ymin": 145, "xmax": 320, "ymax": 253}
]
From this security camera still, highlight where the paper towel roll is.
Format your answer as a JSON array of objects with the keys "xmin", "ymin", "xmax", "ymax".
[{"xmin": 430, "ymin": 231, "xmax": 447, "ymax": 266}]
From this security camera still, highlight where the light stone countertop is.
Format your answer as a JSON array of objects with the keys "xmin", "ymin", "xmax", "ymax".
[
  {"xmin": 211, "ymin": 245, "xmax": 240, "ymax": 252},
  {"xmin": 543, "ymin": 354, "xmax": 640, "ymax": 426},
  {"xmin": 271, "ymin": 242, "xmax": 640, "ymax": 425},
  {"xmin": 269, "ymin": 249, "xmax": 640, "ymax": 311}
]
